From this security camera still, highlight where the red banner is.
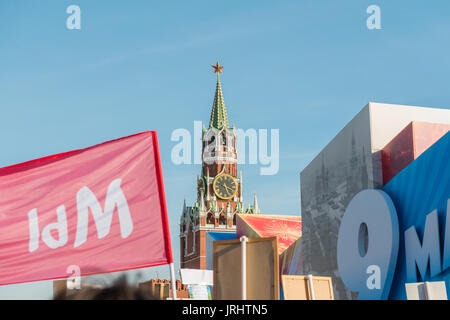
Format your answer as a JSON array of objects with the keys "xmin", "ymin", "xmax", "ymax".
[{"xmin": 0, "ymin": 131, "xmax": 173, "ymax": 285}]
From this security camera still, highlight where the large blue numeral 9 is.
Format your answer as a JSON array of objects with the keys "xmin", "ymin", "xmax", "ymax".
[{"xmin": 337, "ymin": 189, "xmax": 399, "ymax": 300}]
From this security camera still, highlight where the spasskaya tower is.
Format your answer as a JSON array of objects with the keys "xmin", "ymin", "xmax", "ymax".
[{"xmin": 179, "ymin": 62, "xmax": 260, "ymax": 269}]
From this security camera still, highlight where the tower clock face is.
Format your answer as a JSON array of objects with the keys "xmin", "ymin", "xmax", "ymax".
[{"xmin": 213, "ymin": 174, "xmax": 238, "ymax": 200}]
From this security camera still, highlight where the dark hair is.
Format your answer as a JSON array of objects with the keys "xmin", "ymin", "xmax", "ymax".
[{"xmin": 54, "ymin": 275, "xmax": 159, "ymax": 300}]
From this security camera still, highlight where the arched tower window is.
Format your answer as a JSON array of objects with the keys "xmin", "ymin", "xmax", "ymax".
[
  {"xmin": 207, "ymin": 212, "xmax": 214, "ymax": 225},
  {"xmin": 188, "ymin": 224, "xmax": 194, "ymax": 253},
  {"xmin": 205, "ymin": 132, "xmax": 216, "ymax": 156},
  {"xmin": 228, "ymin": 136, "xmax": 234, "ymax": 151},
  {"xmin": 209, "ymin": 134, "xmax": 215, "ymax": 145},
  {"xmin": 219, "ymin": 214, "xmax": 226, "ymax": 226},
  {"xmin": 221, "ymin": 132, "xmax": 226, "ymax": 146}
]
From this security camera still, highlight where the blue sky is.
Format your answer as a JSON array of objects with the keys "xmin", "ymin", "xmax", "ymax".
[{"xmin": 1, "ymin": 0, "xmax": 450, "ymax": 299}]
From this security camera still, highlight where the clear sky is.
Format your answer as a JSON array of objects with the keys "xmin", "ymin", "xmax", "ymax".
[{"xmin": 1, "ymin": 0, "xmax": 450, "ymax": 299}]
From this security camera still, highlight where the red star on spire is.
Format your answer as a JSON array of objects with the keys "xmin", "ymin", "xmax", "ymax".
[{"xmin": 212, "ymin": 61, "xmax": 224, "ymax": 74}]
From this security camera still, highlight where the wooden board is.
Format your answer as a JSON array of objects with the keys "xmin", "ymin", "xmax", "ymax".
[
  {"xmin": 53, "ymin": 280, "xmax": 67, "ymax": 298},
  {"xmin": 213, "ymin": 237, "xmax": 279, "ymax": 300},
  {"xmin": 281, "ymin": 275, "xmax": 334, "ymax": 300}
]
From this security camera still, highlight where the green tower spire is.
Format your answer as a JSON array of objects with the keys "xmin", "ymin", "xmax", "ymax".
[{"xmin": 209, "ymin": 62, "xmax": 229, "ymax": 129}]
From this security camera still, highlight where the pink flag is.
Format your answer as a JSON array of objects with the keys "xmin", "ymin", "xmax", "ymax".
[{"xmin": 0, "ymin": 131, "xmax": 173, "ymax": 285}]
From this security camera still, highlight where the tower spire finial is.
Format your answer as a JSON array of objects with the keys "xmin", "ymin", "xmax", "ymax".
[
  {"xmin": 209, "ymin": 62, "xmax": 229, "ymax": 129},
  {"xmin": 212, "ymin": 61, "xmax": 223, "ymax": 81}
]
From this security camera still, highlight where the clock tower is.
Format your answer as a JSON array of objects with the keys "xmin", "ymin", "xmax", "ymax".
[{"xmin": 180, "ymin": 62, "xmax": 261, "ymax": 269}]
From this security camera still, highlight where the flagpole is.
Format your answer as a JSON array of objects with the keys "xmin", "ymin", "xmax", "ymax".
[
  {"xmin": 240, "ymin": 236, "xmax": 248, "ymax": 300},
  {"xmin": 308, "ymin": 274, "xmax": 315, "ymax": 300},
  {"xmin": 169, "ymin": 262, "xmax": 177, "ymax": 300}
]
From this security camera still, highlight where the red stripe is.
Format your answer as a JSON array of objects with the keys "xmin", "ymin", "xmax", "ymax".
[{"xmin": 152, "ymin": 131, "xmax": 174, "ymax": 264}]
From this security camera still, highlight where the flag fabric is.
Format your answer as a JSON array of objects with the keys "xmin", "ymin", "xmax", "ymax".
[{"xmin": 0, "ymin": 131, "xmax": 173, "ymax": 285}]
